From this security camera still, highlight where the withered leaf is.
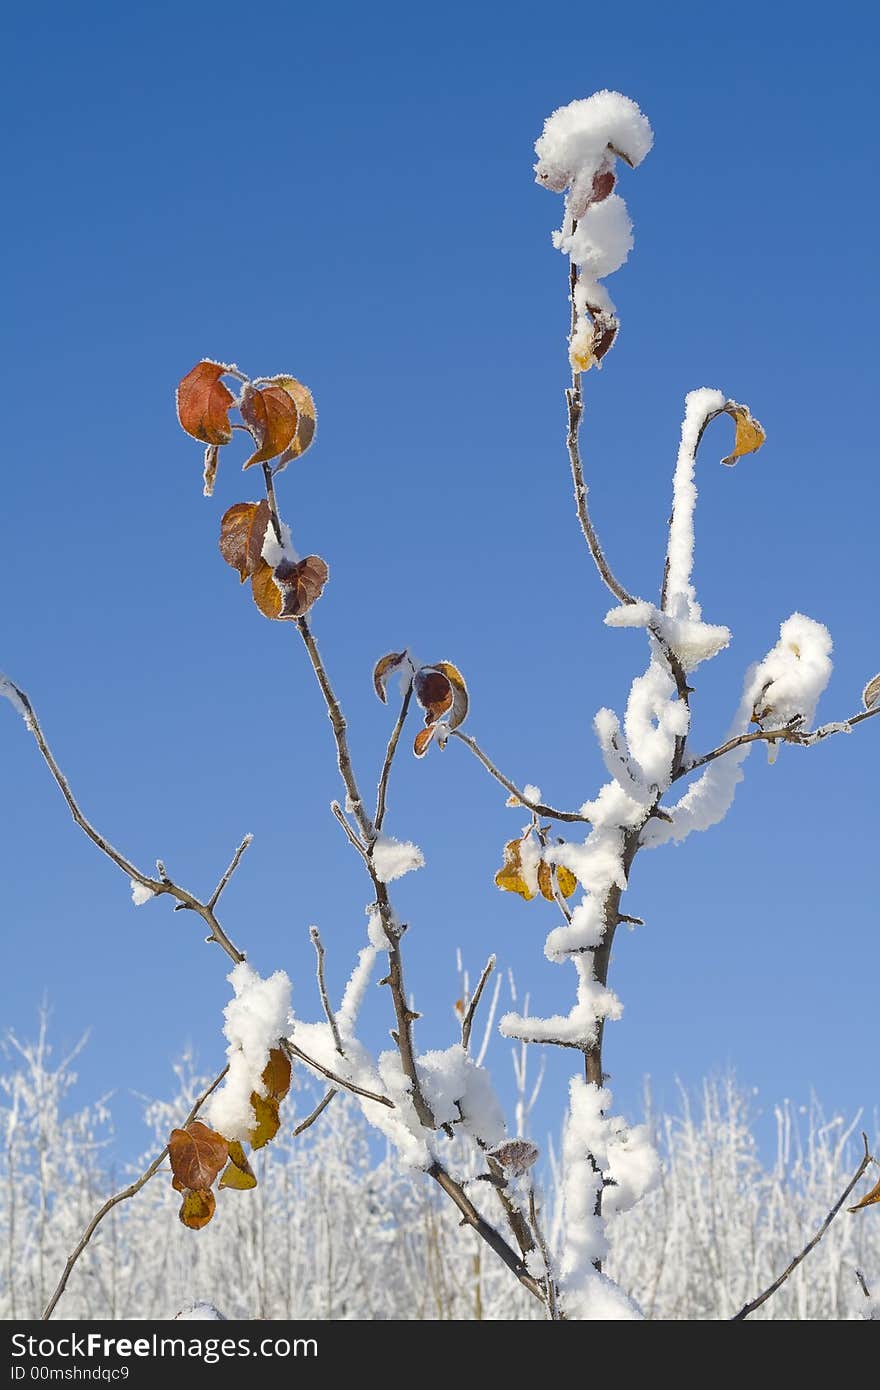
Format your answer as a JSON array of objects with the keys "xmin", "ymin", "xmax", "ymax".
[
  {"xmin": 434, "ymin": 661, "xmax": 469, "ymax": 731},
  {"xmin": 219, "ymin": 501, "xmax": 271, "ymax": 582},
  {"xmin": 414, "ymin": 668, "xmax": 453, "ymax": 723},
  {"xmin": 490, "ymin": 1139, "xmax": 539, "ymax": 1176},
  {"xmin": 271, "ymin": 377, "xmax": 318, "ymax": 469},
  {"xmin": 176, "ymin": 361, "xmax": 235, "ymax": 446},
  {"xmin": 862, "ymin": 673, "xmax": 880, "ymax": 711},
  {"xmin": 240, "ymin": 383, "xmax": 299, "ymax": 469},
  {"xmin": 537, "ymin": 859, "xmax": 577, "ymax": 902},
  {"xmin": 251, "ymin": 560, "xmax": 282, "ymax": 619},
  {"xmin": 168, "ymin": 1121, "xmax": 228, "ymax": 1192},
  {"xmin": 720, "ymin": 403, "xmax": 766, "ymax": 467},
  {"xmin": 274, "ymin": 556, "xmax": 329, "ymax": 618},
  {"xmin": 494, "ymin": 837, "xmax": 536, "ymax": 902},
  {"xmin": 179, "ymin": 1187, "xmax": 216, "ymax": 1230},
  {"xmin": 373, "ymin": 651, "xmax": 410, "ymax": 703},
  {"xmin": 219, "ymin": 1141, "xmax": 257, "ymax": 1191},
  {"xmin": 261, "ymin": 1046, "xmax": 292, "ymax": 1103},
  {"xmin": 413, "ymin": 726, "xmax": 437, "ymax": 758},
  {"xmin": 249, "ymin": 1092, "xmax": 281, "ymax": 1150},
  {"xmin": 849, "ymin": 1174, "xmax": 880, "ymax": 1213},
  {"xmin": 590, "ymin": 167, "xmax": 616, "ymax": 204}
]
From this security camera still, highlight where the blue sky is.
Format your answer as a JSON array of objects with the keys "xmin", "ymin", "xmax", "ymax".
[{"xmin": 1, "ymin": 2, "xmax": 878, "ymax": 1159}]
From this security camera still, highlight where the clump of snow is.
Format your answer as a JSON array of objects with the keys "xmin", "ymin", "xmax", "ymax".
[
  {"xmin": 501, "ymin": 954, "xmax": 621, "ymax": 1047},
  {"xmin": 261, "ymin": 518, "xmax": 298, "ymax": 568},
  {"xmin": 603, "ymin": 1119, "xmax": 660, "ymax": 1217},
  {"xmin": 130, "ymin": 879, "xmax": 156, "ymax": 906},
  {"xmin": 371, "ymin": 834, "xmax": 425, "ymax": 884},
  {"xmin": 663, "ymin": 388, "xmax": 727, "ymax": 622},
  {"xmin": 336, "ymin": 944, "xmax": 378, "ymax": 1039},
  {"xmin": 206, "ymin": 962, "xmax": 292, "ymax": 1142},
  {"xmin": 416, "ymin": 1043, "xmax": 506, "ymax": 1149},
  {"xmin": 605, "ymin": 601, "xmax": 731, "ymax": 673},
  {"xmin": 751, "ymin": 613, "xmax": 833, "ymax": 732},
  {"xmin": 174, "ymin": 1301, "xmax": 226, "ymax": 1320},
  {"xmin": 522, "ymin": 783, "xmax": 542, "ymax": 803}
]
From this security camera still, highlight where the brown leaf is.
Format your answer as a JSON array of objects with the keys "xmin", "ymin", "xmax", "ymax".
[
  {"xmin": 219, "ymin": 501, "xmax": 271, "ymax": 582},
  {"xmin": 414, "ymin": 668, "xmax": 453, "ymax": 723},
  {"xmin": 489, "ymin": 1139, "xmax": 539, "ymax": 1176},
  {"xmin": 720, "ymin": 403, "xmax": 766, "ymax": 467},
  {"xmin": 240, "ymin": 384, "xmax": 299, "ymax": 469},
  {"xmin": 434, "ymin": 661, "xmax": 469, "ymax": 730},
  {"xmin": 862, "ymin": 673, "xmax": 880, "ymax": 711},
  {"xmin": 168, "ymin": 1121, "xmax": 228, "ymax": 1192},
  {"xmin": 849, "ymin": 1173, "xmax": 880, "ymax": 1213},
  {"xmin": 373, "ymin": 651, "xmax": 410, "ymax": 703},
  {"xmin": 413, "ymin": 726, "xmax": 437, "ymax": 758},
  {"xmin": 179, "ymin": 1188, "xmax": 216, "ymax": 1230},
  {"xmin": 274, "ymin": 556, "xmax": 329, "ymax": 618},
  {"xmin": 494, "ymin": 838, "xmax": 536, "ymax": 902},
  {"xmin": 249, "ymin": 1092, "xmax": 281, "ymax": 1150},
  {"xmin": 251, "ymin": 560, "xmax": 283, "ymax": 619},
  {"xmin": 261, "ymin": 1047, "xmax": 292, "ymax": 1103},
  {"xmin": 271, "ymin": 377, "xmax": 318, "ymax": 469},
  {"xmin": 176, "ymin": 361, "xmax": 235, "ymax": 446},
  {"xmin": 590, "ymin": 167, "xmax": 616, "ymax": 203},
  {"xmin": 219, "ymin": 1141, "xmax": 257, "ymax": 1191},
  {"xmin": 203, "ymin": 445, "xmax": 220, "ymax": 498}
]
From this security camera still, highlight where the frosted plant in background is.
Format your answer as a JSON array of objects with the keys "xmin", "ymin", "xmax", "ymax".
[{"xmin": 1, "ymin": 84, "xmax": 878, "ymax": 1324}]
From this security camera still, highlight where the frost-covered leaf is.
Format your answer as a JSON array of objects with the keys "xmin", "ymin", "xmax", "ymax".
[
  {"xmin": 849, "ymin": 1174, "xmax": 880, "ymax": 1213},
  {"xmin": 494, "ymin": 838, "xmax": 536, "ymax": 901},
  {"xmin": 274, "ymin": 556, "xmax": 329, "ymax": 618},
  {"xmin": 414, "ymin": 668, "xmax": 453, "ymax": 722},
  {"xmin": 537, "ymin": 859, "xmax": 577, "ymax": 902},
  {"xmin": 413, "ymin": 726, "xmax": 436, "ymax": 758},
  {"xmin": 240, "ymin": 383, "xmax": 299, "ymax": 469},
  {"xmin": 179, "ymin": 1187, "xmax": 216, "ymax": 1230},
  {"xmin": 261, "ymin": 1046, "xmax": 291, "ymax": 1103},
  {"xmin": 434, "ymin": 661, "xmax": 469, "ymax": 731},
  {"xmin": 219, "ymin": 1140, "xmax": 257, "ymax": 1191},
  {"xmin": 720, "ymin": 403, "xmax": 766, "ymax": 467},
  {"xmin": 250, "ymin": 556, "xmax": 329, "ymax": 620},
  {"xmin": 271, "ymin": 377, "xmax": 317, "ymax": 469},
  {"xmin": 168, "ymin": 1121, "xmax": 228, "ymax": 1192},
  {"xmin": 248, "ymin": 1092, "xmax": 280, "ymax": 1150},
  {"xmin": 490, "ymin": 1139, "xmax": 539, "ymax": 1176},
  {"xmin": 176, "ymin": 361, "xmax": 235, "ymax": 446},
  {"xmin": 862, "ymin": 673, "xmax": 880, "ymax": 711},
  {"xmin": 219, "ymin": 501, "xmax": 271, "ymax": 582},
  {"xmin": 373, "ymin": 651, "xmax": 409, "ymax": 703}
]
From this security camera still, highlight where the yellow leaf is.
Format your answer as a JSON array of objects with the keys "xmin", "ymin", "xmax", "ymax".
[
  {"xmin": 261, "ymin": 1047, "xmax": 292, "ymax": 1103},
  {"xmin": 219, "ymin": 1141, "xmax": 258, "ymax": 1190},
  {"xmin": 249, "ymin": 1092, "xmax": 281, "ymax": 1150},
  {"xmin": 720, "ymin": 403, "xmax": 766, "ymax": 467},
  {"xmin": 849, "ymin": 1174, "xmax": 880, "ymax": 1213},
  {"xmin": 556, "ymin": 864, "xmax": 578, "ymax": 899},
  {"xmin": 494, "ymin": 838, "xmax": 536, "ymax": 901},
  {"xmin": 538, "ymin": 859, "xmax": 579, "ymax": 901},
  {"xmin": 179, "ymin": 1188, "xmax": 216, "ymax": 1230}
]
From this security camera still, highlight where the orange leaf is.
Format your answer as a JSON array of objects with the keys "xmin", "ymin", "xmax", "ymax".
[
  {"xmin": 179, "ymin": 1188, "xmax": 216, "ymax": 1230},
  {"xmin": 168, "ymin": 1121, "xmax": 228, "ymax": 1192},
  {"xmin": 537, "ymin": 859, "xmax": 577, "ymax": 901},
  {"xmin": 249, "ymin": 1092, "xmax": 281, "ymax": 1150},
  {"xmin": 261, "ymin": 1047, "xmax": 292, "ymax": 1103},
  {"xmin": 849, "ymin": 1174, "xmax": 880, "ymax": 1213},
  {"xmin": 219, "ymin": 501, "xmax": 271, "ymax": 582},
  {"xmin": 240, "ymin": 384, "xmax": 298, "ymax": 469},
  {"xmin": 219, "ymin": 1141, "xmax": 257, "ymax": 1191},
  {"xmin": 274, "ymin": 556, "xmax": 329, "ymax": 618},
  {"xmin": 271, "ymin": 377, "xmax": 318, "ymax": 469},
  {"xmin": 494, "ymin": 838, "xmax": 536, "ymax": 901},
  {"xmin": 720, "ymin": 403, "xmax": 766, "ymax": 467},
  {"xmin": 434, "ymin": 661, "xmax": 469, "ymax": 731},
  {"xmin": 413, "ymin": 725, "xmax": 437, "ymax": 758},
  {"xmin": 373, "ymin": 651, "xmax": 410, "ymax": 704},
  {"xmin": 251, "ymin": 560, "xmax": 283, "ymax": 619},
  {"xmin": 414, "ymin": 668, "xmax": 453, "ymax": 723},
  {"xmin": 176, "ymin": 361, "xmax": 234, "ymax": 446}
]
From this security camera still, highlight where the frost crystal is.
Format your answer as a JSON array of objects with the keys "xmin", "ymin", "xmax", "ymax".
[{"xmin": 371, "ymin": 835, "xmax": 425, "ymax": 883}]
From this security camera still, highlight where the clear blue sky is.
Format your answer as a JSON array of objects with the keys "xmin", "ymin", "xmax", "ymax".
[{"xmin": 2, "ymin": 2, "xmax": 877, "ymax": 1158}]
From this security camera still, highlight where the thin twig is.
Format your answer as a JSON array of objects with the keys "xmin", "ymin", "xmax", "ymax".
[
  {"xmin": 450, "ymin": 730, "xmax": 590, "ymax": 823},
  {"xmin": 529, "ymin": 1186, "xmax": 560, "ymax": 1320},
  {"xmin": 330, "ymin": 800, "xmax": 369, "ymax": 860},
  {"xmin": 2, "ymin": 679, "xmax": 245, "ymax": 964},
  {"xmin": 679, "ymin": 706, "xmax": 880, "ymax": 781},
  {"xmin": 292, "ymin": 1088, "xmax": 338, "ymax": 1137},
  {"xmin": 261, "ymin": 461, "xmax": 283, "ymax": 544},
  {"xmin": 428, "ymin": 1162, "xmax": 545, "ymax": 1303},
  {"xmin": 854, "ymin": 1269, "xmax": 872, "ymax": 1301},
  {"xmin": 296, "ymin": 618, "xmax": 374, "ymax": 843},
  {"xmin": 461, "ymin": 955, "xmax": 496, "ymax": 1052},
  {"xmin": 731, "ymin": 1133, "xmax": 874, "ymax": 1320},
  {"xmin": 207, "ymin": 833, "xmax": 253, "ymax": 911},
  {"xmin": 41, "ymin": 1066, "xmax": 229, "ymax": 1320},
  {"xmin": 280, "ymin": 1037, "xmax": 394, "ymax": 1108},
  {"xmin": 375, "ymin": 679, "xmax": 414, "ymax": 832},
  {"xmin": 309, "ymin": 926, "xmax": 344, "ymax": 1055}
]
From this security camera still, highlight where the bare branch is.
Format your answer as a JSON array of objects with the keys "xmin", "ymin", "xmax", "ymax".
[
  {"xmin": 207, "ymin": 833, "xmax": 253, "ymax": 911},
  {"xmin": 41, "ymin": 1065, "xmax": 229, "ymax": 1320},
  {"xmin": 309, "ymin": 926, "xmax": 344, "ymax": 1055},
  {"xmin": 679, "ymin": 705, "xmax": 880, "ymax": 782},
  {"xmin": 292, "ymin": 1087, "xmax": 337, "ymax": 1137},
  {"xmin": 375, "ymin": 679, "xmax": 414, "ymax": 832},
  {"xmin": 450, "ymin": 730, "xmax": 590, "ymax": 824},
  {"xmin": 2, "ymin": 678, "xmax": 245, "ymax": 964},
  {"xmin": 428, "ymin": 1162, "xmax": 545, "ymax": 1304},
  {"xmin": 280, "ymin": 1037, "xmax": 394, "ymax": 1108},
  {"xmin": 296, "ymin": 618, "xmax": 374, "ymax": 843},
  {"xmin": 529, "ymin": 1186, "xmax": 560, "ymax": 1320},
  {"xmin": 731, "ymin": 1133, "xmax": 874, "ymax": 1320},
  {"xmin": 330, "ymin": 800, "xmax": 369, "ymax": 860},
  {"xmin": 461, "ymin": 955, "xmax": 496, "ymax": 1052}
]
